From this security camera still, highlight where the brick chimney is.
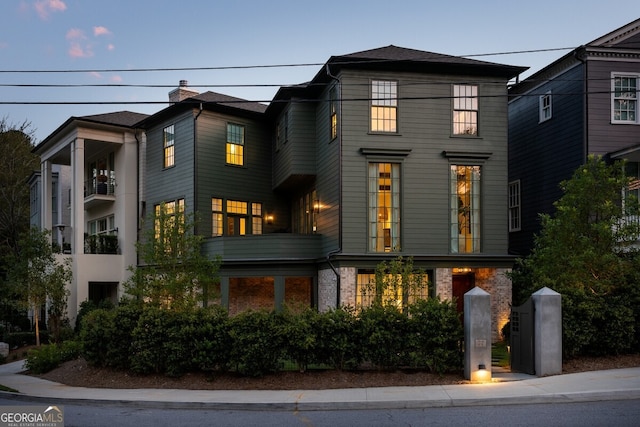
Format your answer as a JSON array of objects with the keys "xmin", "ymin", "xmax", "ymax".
[{"xmin": 169, "ymin": 80, "xmax": 199, "ymax": 103}]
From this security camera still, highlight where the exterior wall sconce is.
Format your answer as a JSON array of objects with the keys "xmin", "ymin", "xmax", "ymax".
[
  {"xmin": 453, "ymin": 267, "xmax": 473, "ymax": 274},
  {"xmin": 313, "ymin": 200, "xmax": 321, "ymax": 214},
  {"xmin": 266, "ymin": 214, "xmax": 274, "ymax": 225},
  {"xmin": 475, "ymin": 363, "xmax": 491, "ymax": 383}
]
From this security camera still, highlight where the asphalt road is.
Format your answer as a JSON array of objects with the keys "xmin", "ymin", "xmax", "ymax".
[{"xmin": 1, "ymin": 397, "xmax": 639, "ymax": 426}]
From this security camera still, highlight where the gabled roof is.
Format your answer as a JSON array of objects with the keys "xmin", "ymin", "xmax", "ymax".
[
  {"xmin": 78, "ymin": 111, "xmax": 150, "ymax": 127},
  {"xmin": 136, "ymin": 91, "xmax": 267, "ymax": 128},
  {"xmin": 326, "ymin": 45, "xmax": 527, "ymax": 77},
  {"xmin": 510, "ymin": 18, "xmax": 640, "ymax": 95},
  {"xmin": 33, "ymin": 110, "xmax": 149, "ymax": 154},
  {"xmin": 268, "ymin": 45, "xmax": 527, "ymax": 116}
]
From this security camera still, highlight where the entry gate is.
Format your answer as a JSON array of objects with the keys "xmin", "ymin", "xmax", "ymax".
[{"xmin": 510, "ymin": 298, "xmax": 535, "ymax": 374}]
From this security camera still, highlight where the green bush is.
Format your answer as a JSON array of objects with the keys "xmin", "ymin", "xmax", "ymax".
[
  {"xmin": 25, "ymin": 341, "xmax": 81, "ymax": 374},
  {"xmin": 106, "ymin": 301, "xmax": 142, "ymax": 369},
  {"xmin": 279, "ymin": 307, "xmax": 319, "ymax": 372},
  {"xmin": 408, "ymin": 298, "xmax": 463, "ymax": 374},
  {"xmin": 313, "ymin": 306, "xmax": 363, "ymax": 370},
  {"xmin": 359, "ymin": 305, "xmax": 409, "ymax": 369},
  {"xmin": 192, "ymin": 306, "xmax": 231, "ymax": 373},
  {"xmin": 228, "ymin": 310, "xmax": 285, "ymax": 376},
  {"xmin": 130, "ymin": 306, "xmax": 169, "ymax": 374},
  {"xmin": 79, "ymin": 309, "xmax": 115, "ymax": 367}
]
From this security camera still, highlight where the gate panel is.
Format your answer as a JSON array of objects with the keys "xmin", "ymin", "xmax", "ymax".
[{"xmin": 510, "ymin": 298, "xmax": 535, "ymax": 374}]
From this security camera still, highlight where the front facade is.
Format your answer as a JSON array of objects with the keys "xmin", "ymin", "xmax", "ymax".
[
  {"xmin": 508, "ymin": 19, "xmax": 640, "ymax": 256},
  {"xmin": 32, "ymin": 112, "xmax": 148, "ymax": 320},
  {"xmin": 35, "ymin": 46, "xmax": 526, "ymax": 340}
]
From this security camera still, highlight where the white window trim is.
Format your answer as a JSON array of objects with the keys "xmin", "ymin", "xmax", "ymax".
[
  {"xmin": 611, "ymin": 72, "xmax": 639, "ymax": 124},
  {"xmin": 539, "ymin": 91, "xmax": 552, "ymax": 123},
  {"xmin": 508, "ymin": 180, "xmax": 521, "ymax": 232}
]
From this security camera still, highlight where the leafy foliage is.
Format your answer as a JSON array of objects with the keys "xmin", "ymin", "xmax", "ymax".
[
  {"xmin": 25, "ymin": 340, "xmax": 81, "ymax": 374},
  {"xmin": 510, "ymin": 155, "xmax": 640, "ymax": 356},
  {"xmin": 123, "ymin": 203, "xmax": 220, "ymax": 310},
  {"xmin": 6, "ymin": 227, "xmax": 71, "ymax": 345}
]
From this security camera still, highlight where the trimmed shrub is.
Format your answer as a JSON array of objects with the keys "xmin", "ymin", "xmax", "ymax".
[
  {"xmin": 79, "ymin": 309, "xmax": 115, "ymax": 367},
  {"xmin": 228, "ymin": 310, "xmax": 286, "ymax": 376},
  {"xmin": 25, "ymin": 340, "xmax": 81, "ymax": 374},
  {"xmin": 130, "ymin": 306, "xmax": 169, "ymax": 374},
  {"xmin": 313, "ymin": 306, "xmax": 363, "ymax": 370},
  {"xmin": 408, "ymin": 298, "xmax": 463, "ymax": 374},
  {"xmin": 359, "ymin": 305, "xmax": 410, "ymax": 369},
  {"xmin": 192, "ymin": 305, "xmax": 231, "ymax": 373},
  {"xmin": 279, "ymin": 306, "xmax": 319, "ymax": 372},
  {"xmin": 106, "ymin": 301, "xmax": 142, "ymax": 369}
]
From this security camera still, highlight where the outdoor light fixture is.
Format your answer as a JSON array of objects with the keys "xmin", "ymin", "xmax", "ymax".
[
  {"xmin": 266, "ymin": 214, "xmax": 274, "ymax": 225},
  {"xmin": 475, "ymin": 363, "xmax": 491, "ymax": 383}
]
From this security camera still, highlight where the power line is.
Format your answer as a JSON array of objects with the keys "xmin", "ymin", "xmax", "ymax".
[{"xmin": 0, "ymin": 46, "xmax": 578, "ymax": 74}]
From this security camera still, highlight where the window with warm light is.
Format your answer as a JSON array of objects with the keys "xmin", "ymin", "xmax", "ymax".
[
  {"xmin": 252, "ymin": 202, "xmax": 263, "ymax": 235},
  {"xmin": 330, "ymin": 86, "xmax": 338, "ymax": 140},
  {"xmin": 154, "ymin": 199, "xmax": 185, "ymax": 249},
  {"xmin": 453, "ymin": 85, "xmax": 478, "ymax": 135},
  {"xmin": 226, "ymin": 123, "xmax": 245, "ymax": 166},
  {"xmin": 356, "ymin": 270, "xmax": 429, "ymax": 308},
  {"xmin": 163, "ymin": 125, "xmax": 175, "ymax": 168},
  {"xmin": 227, "ymin": 200, "xmax": 247, "ymax": 235},
  {"xmin": 612, "ymin": 74, "xmax": 638, "ymax": 124},
  {"xmin": 292, "ymin": 190, "xmax": 317, "ymax": 234},
  {"xmin": 368, "ymin": 163, "xmax": 400, "ymax": 252},
  {"xmin": 371, "ymin": 80, "xmax": 397, "ymax": 132},
  {"xmin": 451, "ymin": 165, "xmax": 481, "ymax": 253},
  {"xmin": 212, "ymin": 198, "xmax": 223, "ymax": 236}
]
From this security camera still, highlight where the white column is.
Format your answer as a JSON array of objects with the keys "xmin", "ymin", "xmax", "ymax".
[
  {"xmin": 71, "ymin": 138, "xmax": 85, "ymax": 254},
  {"xmin": 40, "ymin": 160, "xmax": 53, "ymax": 234}
]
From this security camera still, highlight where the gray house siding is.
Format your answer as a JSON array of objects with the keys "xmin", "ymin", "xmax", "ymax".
[
  {"xmin": 145, "ymin": 110, "xmax": 196, "ymax": 213},
  {"xmin": 337, "ymin": 69, "xmax": 511, "ymax": 256},
  {"xmin": 194, "ymin": 110, "xmax": 275, "ymax": 238},
  {"xmin": 508, "ymin": 65, "xmax": 585, "ymax": 255},
  {"xmin": 587, "ymin": 61, "xmax": 640, "ymax": 155}
]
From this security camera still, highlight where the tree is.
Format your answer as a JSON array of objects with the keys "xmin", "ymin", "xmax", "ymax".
[
  {"xmin": 0, "ymin": 119, "xmax": 39, "ymax": 263},
  {"xmin": 123, "ymin": 203, "xmax": 220, "ymax": 310},
  {"xmin": 510, "ymin": 155, "xmax": 640, "ymax": 356},
  {"xmin": 360, "ymin": 256, "xmax": 429, "ymax": 310},
  {"xmin": 7, "ymin": 227, "xmax": 71, "ymax": 346}
]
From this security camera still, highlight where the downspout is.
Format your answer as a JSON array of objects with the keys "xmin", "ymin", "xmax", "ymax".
[
  {"xmin": 326, "ymin": 63, "xmax": 343, "ymax": 307},
  {"xmin": 193, "ymin": 103, "xmax": 203, "ymax": 235}
]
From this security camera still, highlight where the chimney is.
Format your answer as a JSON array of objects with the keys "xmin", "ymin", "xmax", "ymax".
[{"xmin": 169, "ymin": 80, "xmax": 199, "ymax": 103}]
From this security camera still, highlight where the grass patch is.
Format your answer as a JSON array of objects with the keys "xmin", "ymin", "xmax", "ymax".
[
  {"xmin": 0, "ymin": 384, "xmax": 19, "ymax": 393},
  {"xmin": 492, "ymin": 341, "xmax": 510, "ymax": 368}
]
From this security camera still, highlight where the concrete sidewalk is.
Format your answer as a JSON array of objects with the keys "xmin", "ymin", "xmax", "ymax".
[{"xmin": 1, "ymin": 360, "xmax": 639, "ymax": 410}]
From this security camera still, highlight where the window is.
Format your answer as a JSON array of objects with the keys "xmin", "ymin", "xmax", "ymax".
[
  {"xmin": 508, "ymin": 180, "xmax": 521, "ymax": 232},
  {"xmin": 226, "ymin": 123, "xmax": 245, "ymax": 166},
  {"xmin": 330, "ymin": 86, "xmax": 338, "ymax": 140},
  {"xmin": 612, "ymin": 74, "xmax": 638, "ymax": 123},
  {"xmin": 252, "ymin": 202, "xmax": 263, "ymax": 235},
  {"xmin": 371, "ymin": 80, "xmax": 397, "ymax": 132},
  {"xmin": 211, "ymin": 197, "xmax": 262, "ymax": 236},
  {"xmin": 89, "ymin": 215, "xmax": 115, "ymax": 236},
  {"xmin": 368, "ymin": 163, "xmax": 400, "ymax": 252},
  {"xmin": 212, "ymin": 198, "xmax": 223, "ymax": 236},
  {"xmin": 356, "ymin": 269, "xmax": 429, "ymax": 308},
  {"xmin": 453, "ymin": 85, "xmax": 478, "ymax": 135},
  {"xmin": 154, "ymin": 199, "xmax": 185, "ymax": 242},
  {"xmin": 539, "ymin": 91, "xmax": 552, "ymax": 122},
  {"xmin": 292, "ymin": 190, "xmax": 317, "ymax": 234},
  {"xmin": 450, "ymin": 165, "xmax": 481, "ymax": 253},
  {"xmin": 163, "ymin": 125, "xmax": 175, "ymax": 168}
]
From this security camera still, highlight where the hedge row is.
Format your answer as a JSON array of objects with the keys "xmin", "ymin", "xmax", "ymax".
[{"xmin": 80, "ymin": 298, "xmax": 463, "ymax": 377}]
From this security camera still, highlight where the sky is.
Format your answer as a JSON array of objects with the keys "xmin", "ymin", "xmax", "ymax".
[{"xmin": 1, "ymin": 0, "xmax": 638, "ymax": 143}]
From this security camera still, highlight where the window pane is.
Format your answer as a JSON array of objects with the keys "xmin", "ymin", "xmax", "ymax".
[
  {"xmin": 453, "ymin": 85, "xmax": 478, "ymax": 135},
  {"xmin": 371, "ymin": 81, "xmax": 397, "ymax": 132},
  {"xmin": 451, "ymin": 165, "xmax": 481, "ymax": 253},
  {"xmin": 369, "ymin": 163, "xmax": 400, "ymax": 252},
  {"xmin": 163, "ymin": 125, "xmax": 175, "ymax": 168}
]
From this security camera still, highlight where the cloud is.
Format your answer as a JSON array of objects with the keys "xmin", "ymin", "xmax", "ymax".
[
  {"xmin": 111, "ymin": 75, "xmax": 123, "ymax": 83},
  {"xmin": 107, "ymin": 43, "xmax": 115, "ymax": 51},
  {"xmin": 68, "ymin": 42, "xmax": 93, "ymax": 58},
  {"xmin": 93, "ymin": 26, "xmax": 111, "ymax": 37},
  {"xmin": 34, "ymin": 0, "xmax": 66, "ymax": 20},
  {"xmin": 89, "ymin": 71, "xmax": 102, "ymax": 79},
  {"xmin": 66, "ymin": 28, "xmax": 85, "ymax": 41}
]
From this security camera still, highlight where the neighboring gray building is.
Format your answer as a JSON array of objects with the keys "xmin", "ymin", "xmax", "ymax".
[{"xmin": 508, "ymin": 19, "xmax": 640, "ymax": 256}]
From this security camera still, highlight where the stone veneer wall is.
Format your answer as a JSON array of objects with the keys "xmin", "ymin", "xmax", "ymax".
[{"xmin": 318, "ymin": 267, "xmax": 357, "ymax": 311}]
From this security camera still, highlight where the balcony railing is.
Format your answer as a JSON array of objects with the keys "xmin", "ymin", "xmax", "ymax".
[
  {"xmin": 85, "ymin": 178, "xmax": 115, "ymax": 197},
  {"xmin": 84, "ymin": 234, "xmax": 119, "ymax": 254}
]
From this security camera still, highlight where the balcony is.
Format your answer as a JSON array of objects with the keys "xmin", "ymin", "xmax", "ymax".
[
  {"xmin": 84, "ymin": 177, "xmax": 116, "ymax": 209},
  {"xmin": 201, "ymin": 233, "xmax": 322, "ymax": 263},
  {"xmin": 84, "ymin": 234, "xmax": 119, "ymax": 255}
]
